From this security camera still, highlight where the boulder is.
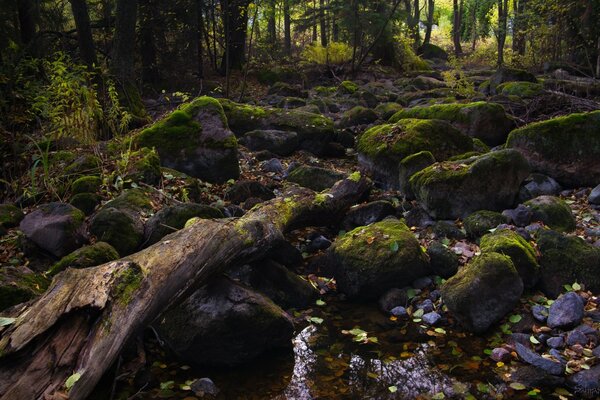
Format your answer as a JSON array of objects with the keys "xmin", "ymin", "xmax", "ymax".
[
  {"xmin": 515, "ymin": 343, "xmax": 564, "ymax": 376},
  {"xmin": 268, "ymin": 82, "xmax": 308, "ymax": 98},
  {"xmin": 224, "ymin": 181, "xmax": 275, "ymax": 205},
  {"xmin": 122, "ymin": 147, "xmax": 162, "ymax": 185},
  {"xmin": 389, "ymin": 102, "xmax": 515, "ymax": 146},
  {"xmin": 589, "ymin": 184, "xmax": 600, "ymax": 205},
  {"xmin": 518, "ymin": 173, "xmax": 562, "ymax": 202},
  {"xmin": 410, "ymin": 150, "xmax": 530, "ymax": 219},
  {"xmin": 89, "ymin": 207, "xmax": 144, "ymax": 256},
  {"xmin": 19, "ymin": 202, "xmax": 87, "ymax": 258},
  {"xmin": 47, "ymin": 241, "xmax": 119, "ymax": 276},
  {"xmin": 286, "ymin": 166, "xmax": 346, "ymax": 191},
  {"xmin": 156, "ymin": 277, "xmax": 294, "ymax": 367},
  {"xmin": 0, "ymin": 204, "xmax": 24, "ymax": 228},
  {"xmin": 524, "ymin": 195, "xmax": 576, "ymax": 232},
  {"xmin": 568, "ymin": 365, "xmax": 600, "ymax": 399},
  {"xmin": 143, "ymin": 203, "xmax": 223, "ymax": 246},
  {"xmin": 547, "ymin": 292, "xmax": 585, "ymax": 329},
  {"xmin": 338, "ymin": 106, "xmax": 378, "ymax": 128},
  {"xmin": 497, "ymin": 82, "xmax": 544, "ymax": 98},
  {"xmin": 328, "ymin": 219, "xmax": 430, "ymax": 299},
  {"xmin": 0, "ymin": 266, "xmax": 49, "ymax": 311},
  {"xmin": 537, "ymin": 230, "xmax": 600, "ymax": 297},
  {"xmin": 490, "ymin": 67, "xmax": 538, "ymax": 91},
  {"xmin": 69, "ymin": 193, "xmax": 101, "ymax": 216},
  {"xmin": 506, "ymin": 111, "xmax": 600, "ymax": 187},
  {"xmin": 341, "ymin": 200, "xmax": 397, "ymax": 231},
  {"xmin": 240, "ymin": 130, "xmax": 299, "ymax": 156},
  {"xmin": 398, "ymin": 151, "xmax": 436, "ymax": 198},
  {"xmin": 357, "ymin": 119, "xmax": 473, "ymax": 189},
  {"xmin": 71, "ymin": 175, "xmax": 102, "ymax": 195},
  {"xmin": 374, "ymin": 102, "xmax": 403, "ymax": 120},
  {"xmin": 135, "ymin": 96, "xmax": 239, "ymax": 183},
  {"xmin": 427, "ymin": 241, "xmax": 459, "ymax": 278},
  {"xmin": 463, "ymin": 210, "xmax": 509, "ymax": 239},
  {"xmin": 417, "ymin": 43, "xmax": 449, "ymax": 61},
  {"xmin": 479, "ymin": 229, "xmax": 539, "ymax": 288},
  {"xmin": 441, "ymin": 252, "xmax": 523, "ymax": 333}
]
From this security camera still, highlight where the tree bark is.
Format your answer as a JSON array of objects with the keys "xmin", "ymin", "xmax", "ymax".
[
  {"xmin": 267, "ymin": 0, "xmax": 277, "ymax": 50},
  {"xmin": 220, "ymin": 0, "xmax": 250, "ymax": 73},
  {"xmin": 512, "ymin": 0, "xmax": 527, "ymax": 56},
  {"xmin": 497, "ymin": 0, "xmax": 508, "ymax": 66},
  {"xmin": 452, "ymin": 0, "xmax": 463, "ymax": 56},
  {"xmin": 423, "ymin": 0, "xmax": 434, "ymax": 45},
  {"xmin": 139, "ymin": 0, "xmax": 159, "ymax": 84},
  {"xmin": 319, "ymin": 0, "xmax": 327, "ymax": 47},
  {"xmin": 69, "ymin": 0, "xmax": 97, "ymax": 68},
  {"xmin": 197, "ymin": 0, "xmax": 205, "ymax": 79},
  {"xmin": 17, "ymin": 0, "xmax": 36, "ymax": 51},
  {"xmin": 283, "ymin": 0, "xmax": 291, "ymax": 54},
  {"xmin": 111, "ymin": 0, "xmax": 138, "ymax": 83},
  {"xmin": 0, "ymin": 176, "xmax": 371, "ymax": 400}
]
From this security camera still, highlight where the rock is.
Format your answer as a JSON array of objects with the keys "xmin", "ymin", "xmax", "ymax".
[
  {"xmin": 337, "ymin": 80, "xmax": 359, "ymax": 95},
  {"xmin": 410, "ymin": 150, "xmax": 530, "ymax": 219},
  {"xmin": 497, "ymin": 82, "xmax": 544, "ymax": 98},
  {"xmin": 157, "ymin": 277, "xmax": 294, "ymax": 367},
  {"xmin": 566, "ymin": 329, "xmax": 588, "ymax": 346},
  {"xmin": 511, "ymin": 366, "xmax": 565, "ymax": 389},
  {"xmin": 390, "ymin": 306, "xmax": 408, "ymax": 317},
  {"xmin": 441, "ymin": 252, "xmax": 523, "ymax": 333},
  {"xmin": 261, "ymin": 158, "xmax": 284, "ymax": 174},
  {"xmin": 191, "ymin": 378, "xmax": 219, "ymax": 397},
  {"xmin": 47, "ymin": 242, "xmax": 119, "ymax": 276},
  {"xmin": 502, "ymin": 204, "xmax": 532, "ymax": 227},
  {"xmin": 547, "ymin": 336, "xmax": 564, "ymax": 349},
  {"xmin": 537, "ymin": 230, "xmax": 600, "ymax": 297},
  {"xmin": 422, "ymin": 312, "xmax": 441, "ymax": 325},
  {"xmin": 329, "ymin": 219, "xmax": 430, "ymax": 299},
  {"xmin": 398, "ymin": 151, "xmax": 436, "ymax": 198},
  {"xmin": 71, "ymin": 175, "xmax": 102, "ymax": 194},
  {"xmin": 286, "ymin": 165, "xmax": 345, "ymax": 191},
  {"xmin": 417, "ymin": 298, "xmax": 434, "ymax": 313},
  {"xmin": 379, "ymin": 287, "xmax": 410, "ymax": 312},
  {"xmin": 518, "ymin": 173, "xmax": 562, "ymax": 202},
  {"xmin": 403, "ymin": 206, "xmax": 434, "ymax": 228},
  {"xmin": 427, "ymin": 242, "xmax": 459, "ymax": 278},
  {"xmin": 433, "ymin": 221, "xmax": 465, "ymax": 240},
  {"xmin": 407, "ymin": 76, "xmax": 447, "ymax": 91},
  {"xmin": 413, "ymin": 277, "xmax": 433, "ymax": 290},
  {"xmin": 123, "ymin": 147, "xmax": 162, "ymax": 185},
  {"xmin": 568, "ymin": 365, "xmax": 600, "ymax": 398},
  {"xmin": 417, "ymin": 43, "xmax": 448, "ymax": 61},
  {"xmin": 525, "ymin": 195, "xmax": 576, "ymax": 232},
  {"xmin": 144, "ymin": 203, "xmax": 223, "ymax": 246},
  {"xmin": 479, "ymin": 229, "xmax": 539, "ymax": 288},
  {"xmin": 20, "ymin": 202, "xmax": 87, "ymax": 258},
  {"xmin": 241, "ymin": 130, "xmax": 299, "ymax": 156},
  {"xmin": 268, "ymin": 82, "xmax": 307, "ymax": 98},
  {"xmin": 0, "ymin": 266, "xmax": 49, "ymax": 311},
  {"xmin": 589, "ymin": 184, "xmax": 600, "ymax": 205},
  {"xmin": 547, "ymin": 292, "xmax": 584, "ymax": 329},
  {"xmin": 341, "ymin": 200, "xmax": 397, "ymax": 231},
  {"xmin": 104, "ymin": 188, "xmax": 153, "ymax": 212},
  {"xmin": 491, "ymin": 347, "xmax": 512, "ymax": 362},
  {"xmin": 389, "ymin": 102, "xmax": 515, "ymax": 146},
  {"xmin": 305, "ymin": 235, "xmax": 331, "ymax": 253},
  {"xmin": 64, "ymin": 154, "xmax": 101, "ymax": 175},
  {"xmin": 338, "ymin": 106, "xmax": 378, "ymax": 128},
  {"xmin": 463, "ymin": 210, "xmax": 508, "ymax": 238},
  {"xmin": 490, "ymin": 67, "xmax": 538, "ymax": 91},
  {"xmin": 374, "ymin": 102, "xmax": 403, "ymax": 120},
  {"xmin": 277, "ymin": 97, "xmax": 306, "ymax": 109},
  {"xmin": 69, "ymin": 193, "xmax": 101, "ymax": 216},
  {"xmin": 0, "ymin": 204, "xmax": 24, "ymax": 228},
  {"xmin": 357, "ymin": 119, "xmax": 473, "ymax": 189},
  {"xmin": 506, "ymin": 111, "xmax": 600, "ymax": 187},
  {"xmin": 90, "ymin": 207, "xmax": 144, "ymax": 256},
  {"xmin": 224, "ymin": 181, "xmax": 275, "ymax": 205},
  {"xmin": 134, "ymin": 96, "xmax": 239, "ymax": 183},
  {"xmin": 532, "ymin": 305, "xmax": 548, "ymax": 323},
  {"xmin": 515, "ymin": 343, "xmax": 564, "ymax": 375}
]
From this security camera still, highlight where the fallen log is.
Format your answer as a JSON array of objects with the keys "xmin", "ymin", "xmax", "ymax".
[{"xmin": 0, "ymin": 175, "xmax": 370, "ymax": 400}]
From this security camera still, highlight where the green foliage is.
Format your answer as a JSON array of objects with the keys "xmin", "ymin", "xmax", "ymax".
[
  {"xmin": 442, "ymin": 56, "xmax": 476, "ymax": 97},
  {"xmin": 301, "ymin": 42, "xmax": 353, "ymax": 65}
]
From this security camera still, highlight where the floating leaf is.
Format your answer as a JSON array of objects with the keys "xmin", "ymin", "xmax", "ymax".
[
  {"xmin": 388, "ymin": 386, "xmax": 398, "ymax": 393},
  {"xmin": 0, "ymin": 317, "xmax": 16, "ymax": 327},
  {"xmin": 510, "ymin": 382, "xmax": 527, "ymax": 390},
  {"xmin": 509, "ymin": 314, "xmax": 522, "ymax": 324},
  {"xmin": 65, "ymin": 373, "xmax": 81, "ymax": 390}
]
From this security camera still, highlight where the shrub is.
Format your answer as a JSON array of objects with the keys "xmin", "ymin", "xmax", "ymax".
[{"xmin": 301, "ymin": 42, "xmax": 353, "ymax": 65}]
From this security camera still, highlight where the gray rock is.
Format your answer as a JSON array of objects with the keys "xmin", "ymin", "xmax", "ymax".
[
  {"xmin": 589, "ymin": 184, "xmax": 600, "ymax": 205},
  {"xmin": 413, "ymin": 277, "xmax": 433, "ymax": 290},
  {"xmin": 417, "ymin": 299, "xmax": 434, "ymax": 313},
  {"xmin": 390, "ymin": 306, "xmax": 408, "ymax": 317},
  {"xmin": 502, "ymin": 204, "xmax": 532, "ymax": 227},
  {"xmin": 379, "ymin": 288, "xmax": 410, "ymax": 312},
  {"xmin": 242, "ymin": 130, "xmax": 300, "ymax": 156},
  {"xmin": 518, "ymin": 173, "xmax": 562, "ymax": 202},
  {"xmin": 546, "ymin": 336, "xmax": 564, "ymax": 349},
  {"xmin": 422, "ymin": 312, "xmax": 441, "ymax": 325},
  {"xmin": 286, "ymin": 165, "xmax": 345, "ymax": 192},
  {"xmin": 510, "ymin": 366, "xmax": 565, "ymax": 388},
  {"xmin": 262, "ymin": 158, "xmax": 284, "ymax": 174},
  {"xmin": 191, "ymin": 378, "xmax": 220, "ymax": 397},
  {"xmin": 491, "ymin": 347, "xmax": 511, "ymax": 362},
  {"xmin": 547, "ymin": 292, "xmax": 584, "ymax": 329},
  {"xmin": 427, "ymin": 242, "xmax": 459, "ymax": 278},
  {"xmin": 568, "ymin": 365, "xmax": 600, "ymax": 398},
  {"xmin": 532, "ymin": 305, "xmax": 548, "ymax": 322},
  {"xmin": 224, "ymin": 180, "xmax": 275, "ymax": 204},
  {"xmin": 566, "ymin": 330, "xmax": 588, "ymax": 346},
  {"xmin": 341, "ymin": 201, "xmax": 396, "ymax": 231},
  {"xmin": 515, "ymin": 342, "xmax": 565, "ymax": 376}
]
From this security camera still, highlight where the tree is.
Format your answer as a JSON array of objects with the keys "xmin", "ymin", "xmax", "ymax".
[
  {"xmin": 111, "ymin": 0, "xmax": 138, "ymax": 83},
  {"xmin": 452, "ymin": 0, "xmax": 463, "ymax": 55},
  {"xmin": 496, "ymin": 0, "xmax": 508, "ymax": 65},
  {"xmin": 220, "ymin": 0, "xmax": 252, "ymax": 73},
  {"xmin": 423, "ymin": 0, "xmax": 435, "ymax": 45},
  {"xmin": 69, "ymin": 0, "xmax": 97, "ymax": 68},
  {"xmin": 17, "ymin": 0, "xmax": 37, "ymax": 53},
  {"xmin": 283, "ymin": 0, "xmax": 291, "ymax": 54}
]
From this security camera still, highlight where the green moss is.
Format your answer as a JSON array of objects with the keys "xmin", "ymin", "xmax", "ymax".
[
  {"xmin": 390, "ymin": 101, "xmax": 485, "ymax": 124},
  {"xmin": 113, "ymin": 263, "xmax": 144, "ymax": 306},
  {"xmin": 90, "ymin": 208, "xmax": 143, "ymax": 256},
  {"xmin": 447, "ymin": 151, "xmax": 483, "ymax": 161},
  {"xmin": 135, "ymin": 110, "xmax": 201, "ymax": 153},
  {"xmin": 339, "ymin": 106, "xmax": 378, "ymax": 127},
  {"xmin": 105, "ymin": 188, "xmax": 152, "ymax": 212},
  {"xmin": 497, "ymin": 81, "xmax": 543, "ymax": 97},
  {"xmin": 348, "ymin": 171, "xmax": 362, "ymax": 182},
  {"xmin": 287, "ymin": 166, "xmax": 345, "ymax": 191},
  {"xmin": 71, "ymin": 175, "xmax": 102, "ymax": 194},
  {"xmin": 180, "ymin": 96, "xmax": 228, "ymax": 127},
  {"xmin": 0, "ymin": 268, "xmax": 49, "ymax": 311},
  {"xmin": 65, "ymin": 154, "xmax": 101, "ymax": 175},
  {"xmin": 480, "ymin": 229, "xmax": 539, "ymax": 288},
  {"xmin": 375, "ymin": 102, "xmax": 403, "ymax": 120},
  {"xmin": 47, "ymin": 242, "xmax": 120, "ymax": 276},
  {"xmin": 472, "ymin": 138, "xmax": 490, "ymax": 153},
  {"xmin": 51, "ymin": 150, "xmax": 76, "ymax": 164},
  {"xmin": 338, "ymin": 81, "xmax": 359, "ymax": 94},
  {"xmin": 0, "ymin": 204, "xmax": 24, "ymax": 228},
  {"xmin": 70, "ymin": 193, "xmax": 101, "ymax": 215},
  {"xmin": 525, "ymin": 195, "xmax": 576, "ymax": 232},
  {"xmin": 463, "ymin": 210, "xmax": 508, "ymax": 238},
  {"xmin": 314, "ymin": 86, "xmax": 337, "ymax": 96}
]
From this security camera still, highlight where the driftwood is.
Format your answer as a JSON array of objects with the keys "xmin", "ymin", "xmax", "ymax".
[{"xmin": 0, "ymin": 176, "xmax": 370, "ymax": 400}]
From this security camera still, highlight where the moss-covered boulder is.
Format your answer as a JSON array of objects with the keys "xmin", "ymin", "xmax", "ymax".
[
  {"xmin": 441, "ymin": 252, "xmax": 524, "ymax": 333},
  {"xmin": 277, "ymin": 96, "xmax": 307, "ymax": 109},
  {"xmin": 69, "ymin": 193, "xmax": 101, "ymax": 216},
  {"xmin": 338, "ymin": 106, "xmax": 379, "ymax": 128},
  {"xmin": 144, "ymin": 203, "xmax": 223, "ymax": 245},
  {"xmin": 0, "ymin": 267, "xmax": 49, "ymax": 311},
  {"xmin": 104, "ymin": 188, "xmax": 153, "ymax": 212},
  {"xmin": 417, "ymin": 43, "xmax": 449, "ymax": 61},
  {"xmin": 240, "ymin": 130, "xmax": 299, "ymax": 156},
  {"xmin": 135, "ymin": 96, "xmax": 239, "ymax": 183},
  {"xmin": 357, "ymin": 119, "xmax": 473, "ymax": 189},
  {"xmin": 286, "ymin": 165, "xmax": 346, "ymax": 191},
  {"xmin": 338, "ymin": 80, "xmax": 359, "ymax": 95},
  {"xmin": 156, "ymin": 276, "xmax": 294, "ymax": 367},
  {"xmin": 490, "ymin": 67, "xmax": 537, "ymax": 93},
  {"xmin": 19, "ymin": 202, "xmax": 87, "ymax": 258},
  {"xmin": 525, "ymin": 195, "xmax": 576, "ymax": 232},
  {"xmin": 89, "ymin": 207, "xmax": 144, "ymax": 256},
  {"xmin": 0, "ymin": 204, "xmax": 24, "ymax": 228},
  {"xmin": 463, "ymin": 210, "xmax": 509, "ymax": 239},
  {"xmin": 480, "ymin": 229, "xmax": 539, "ymax": 288},
  {"xmin": 375, "ymin": 102, "xmax": 403, "ymax": 120},
  {"xmin": 123, "ymin": 147, "xmax": 162, "ymax": 185},
  {"xmin": 268, "ymin": 82, "xmax": 308, "ymax": 98},
  {"xmin": 65, "ymin": 154, "xmax": 101, "ymax": 176},
  {"xmin": 410, "ymin": 150, "xmax": 530, "ymax": 219},
  {"xmin": 537, "ymin": 230, "xmax": 600, "ymax": 297},
  {"xmin": 497, "ymin": 82, "xmax": 544, "ymax": 98},
  {"xmin": 398, "ymin": 151, "xmax": 436, "ymax": 198},
  {"xmin": 506, "ymin": 111, "xmax": 600, "ymax": 187},
  {"xmin": 389, "ymin": 102, "xmax": 515, "ymax": 146},
  {"xmin": 427, "ymin": 241, "xmax": 459, "ymax": 278},
  {"xmin": 71, "ymin": 175, "xmax": 102, "ymax": 195},
  {"xmin": 47, "ymin": 241, "xmax": 119, "ymax": 276},
  {"xmin": 406, "ymin": 76, "xmax": 447, "ymax": 91},
  {"xmin": 328, "ymin": 219, "xmax": 430, "ymax": 299}
]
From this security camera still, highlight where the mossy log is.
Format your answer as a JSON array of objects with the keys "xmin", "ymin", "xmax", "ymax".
[{"xmin": 0, "ymin": 176, "xmax": 370, "ymax": 400}]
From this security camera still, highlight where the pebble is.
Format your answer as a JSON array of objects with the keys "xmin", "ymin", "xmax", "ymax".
[
  {"xmin": 566, "ymin": 330, "xmax": 588, "ymax": 346},
  {"xmin": 590, "ymin": 184, "xmax": 600, "ymax": 204},
  {"xmin": 306, "ymin": 235, "xmax": 332, "ymax": 252},
  {"xmin": 191, "ymin": 377, "xmax": 220, "ymax": 397},
  {"xmin": 546, "ymin": 336, "xmax": 564, "ymax": 349},
  {"xmin": 548, "ymin": 349, "xmax": 566, "ymax": 364},
  {"xmin": 390, "ymin": 306, "xmax": 408, "ymax": 318},
  {"xmin": 515, "ymin": 343, "xmax": 565, "ymax": 376},
  {"xmin": 262, "ymin": 158, "xmax": 284, "ymax": 174},
  {"xmin": 531, "ymin": 304, "xmax": 548, "ymax": 322},
  {"xmin": 417, "ymin": 299, "xmax": 434, "ymax": 313},
  {"xmin": 547, "ymin": 292, "xmax": 584, "ymax": 329},
  {"xmin": 491, "ymin": 347, "xmax": 511, "ymax": 362},
  {"xmin": 412, "ymin": 276, "xmax": 433, "ymax": 290},
  {"xmin": 502, "ymin": 204, "xmax": 532, "ymax": 227},
  {"xmin": 422, "ymin": 312, "xmax": 441, "ymax": 325}
]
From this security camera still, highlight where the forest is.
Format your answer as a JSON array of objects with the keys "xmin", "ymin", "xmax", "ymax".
[{"xmin": 0, "ymin": 0, "xmax": 600, "ymax": 399}]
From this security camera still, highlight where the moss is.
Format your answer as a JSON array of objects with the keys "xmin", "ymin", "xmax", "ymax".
[
  {"xmin": 525, "ymin": 195, "xmax": 576, "ymax": 232},
  {"xmin": 51, "ymin": 150, "xmax": 76, "ymax": 164},
  {"xmin": 70, "ymin": 193, "xmax": 101, "ymax": 215},
  {"xmin": 71, "ymin": 175, "xmax": 102, "ymax": 194},
  {"xmin": 125, "ymin": 147, "xmax": 162, "ymax": 184},
  {"xmin": 463, "ymin": 210, "xmax": 508, "ymax": 238},
  {"xmin": 90, "ymin": 208, "xmax": 143, "ymax": 256},
  {"xmin": 287, "ymin": 166, "xmax": 345, "ymax": 191},
  {"xmin": 0, "ymin": 204, "xmax": 24, "ymax": 228},
  {"xmin": 472, "ymin": 138, "xmax": 490, "ymax": 153},
  {"xmin": 375, "ymin": 102, "xmax": 403, "ymax": 120},
  {"xmin": 447, "ymin": 151, "xmax": 483, "ymax": 161},
  {"xmin": 113, "ymin": 263, "xmax": 144, "ymax": 306},
  {"xmin": 338, "ymin": 80, "xmax": 359, "ymax": 94},
  {"xmin": 390, "ymin": 101, "xmax": 488, "ymax": 124},
  {"xmin": 497, "ymin": 82, "xmax": 543, "ymax": 97},
  {"xmin": 314, "ymin": 86, "xmax": 337, "ymax": 96},
  {"xmin": 480, "ymin": 229, "xmax": 539, "ymax": 288},
  {"xmin": 65, "ymin": 154, "xmax": 101, "ymax": 175},
  {"xmin": 105, "ymin": 188, "xmax": 152, "ymax": 212},
  {"xmin": 0, "ymin": 268, "xmax": 49, "ymax": 311},
  {"xmin": 180, "ymin": 96, "xmax": 228, "ymax": 127},
  {"xmin": 135, "ymin": 110, "xmax": 201, "ymax": 154},
  {"xmin": 47, "ymin": 242, "xmax": 120, "ymax": 276},
  {"xmin": 339, "ymin": 106, "xmax": 378, "ymax": 128},
  {"xmin": 348, "ymin": 171, "xmax": 361, "ymax": 182}
]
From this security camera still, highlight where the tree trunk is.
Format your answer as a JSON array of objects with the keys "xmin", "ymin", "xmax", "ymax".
[
  {"xmin": 470, "ymin": 2, "xmax": 477, "ymax": 51},
  {"xmin": 111, "ymin": 0, "xmax": 137, "ymax": 83},
  {"xmin": 319, "ymin": 0, "xmax": 327, "ymax": 47},
  {"xmin": 17, "ymin": 0, "xmax": 36, "ymax": 52},
  {"xmin": 69, "ymin": 0, "xmax": 97, "ymax": 68},
  {"xmin": 452, "ymin": 0, "xmax": 462, "ymax": 56},
  {"xmin": 423, "ymin": 0, "xmax": 434, "ymax": 45},
  {"xmin": 220, "ymin": 0, "xmax": 250, "ymax": 73},
  {"xmin": 0, "ymin": 177, "xmax": 370, "ymax": 400},
  {"xmin": 283, "ymin": 0, "xmax": 291, "ymax": 54},
  {"xmin": 596, "ymin": 36, "xmax": 600, "ymax": 79},
  {"xmin": 512, "ymin": 0, "xmax": 527, "ymax": 56},
  {"xmin": 497, "ymin": 0, "xmax": 508, "ymax": 66},
  {"xmin": 412, "ymin": 0, "xmax": 421, "ymax": 48},
  {"xmin": 312, "ymin": 0, "xmax": 318, "ymax": 42},
  {"xmin": 196, "ymin": 0, "xmax": 205, "ymax": 79},
  {"xmin": 139, "ymin": 0, "xmax": 159, "ymax": 84},
  {"xmin": 267, "ymin": 0, "xmax": 277, "ymax": 50}
]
